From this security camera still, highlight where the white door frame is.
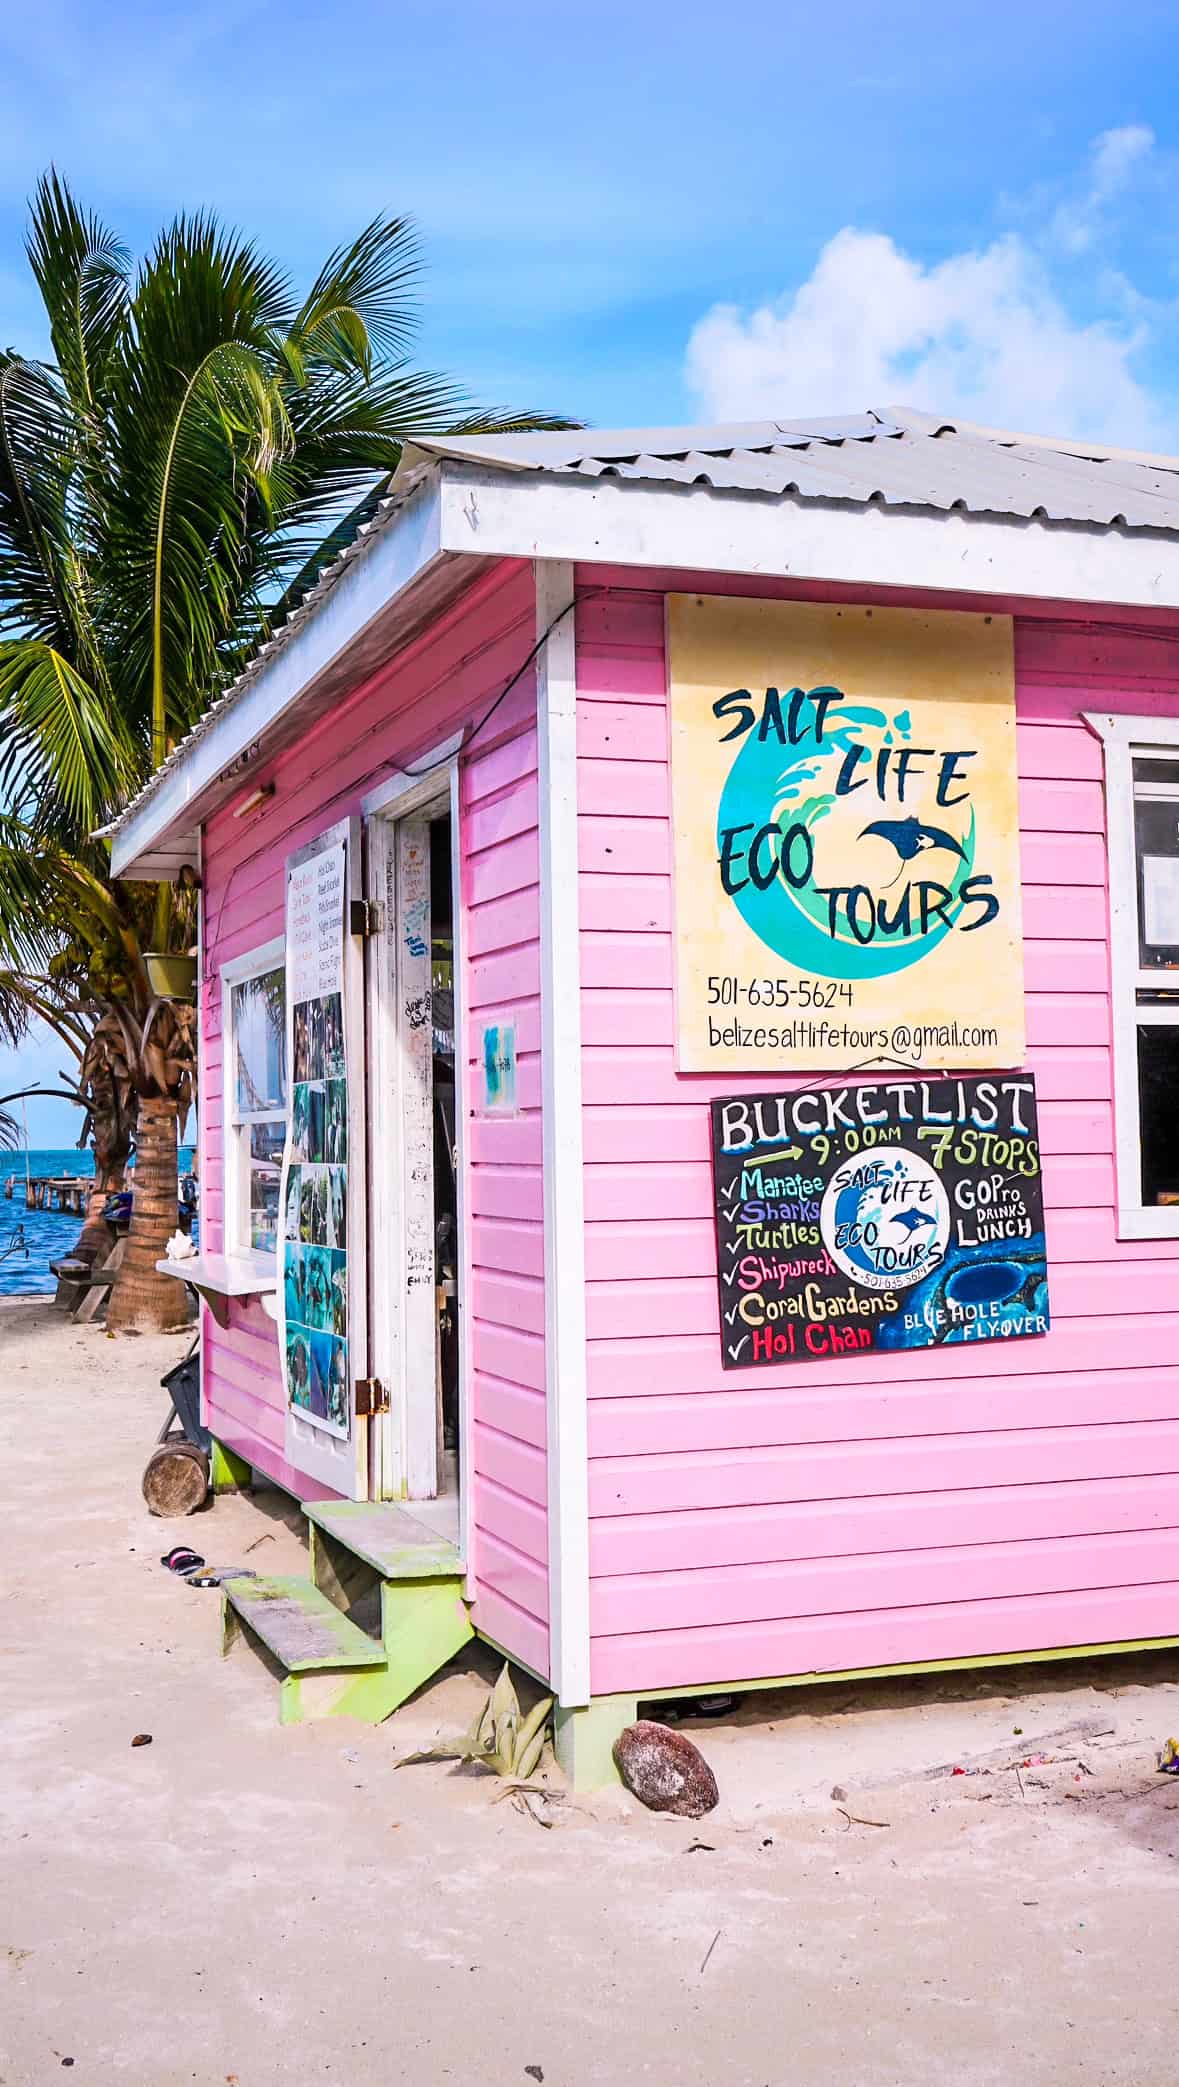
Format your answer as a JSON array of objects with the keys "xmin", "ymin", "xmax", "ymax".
[{"xmin": 362, "ymin": 749, "xmax": 467, "ymax": 1526}]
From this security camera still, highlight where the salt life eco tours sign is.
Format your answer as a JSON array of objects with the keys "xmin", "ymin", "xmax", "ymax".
[
  {"xmin": 710, "ymin": 1074, "xmax": 1049, "ymax": 1371},
  {"xmin": 668, "ymin": 596, "xmax": 1025, "ymax": 1072}
]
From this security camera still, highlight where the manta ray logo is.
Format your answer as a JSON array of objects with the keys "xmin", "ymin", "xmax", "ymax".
[
  {"xmin": 714, "ymin": 689, "xmax": 987, "ymax": 982},
  {"xmin": 858, "ymin": 816, "xmax": 967, "ymax": 885},
  {"xmin": 820, "ymin": 1150, "xmax": 951, "ymax": 1292}
]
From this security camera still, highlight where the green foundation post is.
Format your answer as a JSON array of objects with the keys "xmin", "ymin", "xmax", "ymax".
[
  {"xmin": 210, "ymin": 1438, "xmax": 253, "ymax": 1493},
  {"xmin": 553, "ymin": 1695, "xmax": 637, "ymax": 1790}
]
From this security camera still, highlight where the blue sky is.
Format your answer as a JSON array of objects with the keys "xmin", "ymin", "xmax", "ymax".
[{"xmin": 2, "ymin": 0, "xmax": 1179, "ymax": 1139}]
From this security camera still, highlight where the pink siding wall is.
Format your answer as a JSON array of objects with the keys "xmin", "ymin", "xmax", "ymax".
[
  {"xmin": 575, "ymin": 572, "xmax": 1179, "ymax": 1698},
  {"xmin": 200, "ymin": 559, "xmax": 549, "ymax": 1674}
]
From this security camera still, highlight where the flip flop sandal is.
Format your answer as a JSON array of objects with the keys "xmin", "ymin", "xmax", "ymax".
[
  {"xmin": 184, "ymin": 1567, "xmax": 258, "ymax": 1589},
  {"xmin": 161, "ymin": 1547, "xmax": 205, "ymax": 1574}
]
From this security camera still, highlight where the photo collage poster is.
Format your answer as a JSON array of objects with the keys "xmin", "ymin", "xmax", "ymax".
[{"xmin": 279, "ymin": 838, "xmax": 350, "ymax": 1437}]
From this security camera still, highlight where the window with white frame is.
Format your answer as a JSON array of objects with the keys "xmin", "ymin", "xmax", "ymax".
[
  {"xmin": 1088, "ymin": 713, "xmax": 1179, "ymax": 1238},
  {"xmin": 224, "ymin": 940, "xmax": 287, "ymax": 1256}
]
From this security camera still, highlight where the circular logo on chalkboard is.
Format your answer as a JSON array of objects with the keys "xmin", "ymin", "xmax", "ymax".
[{"xmin": 820, "ymin": 1150, "xmax": 951, "ymax": 1292}]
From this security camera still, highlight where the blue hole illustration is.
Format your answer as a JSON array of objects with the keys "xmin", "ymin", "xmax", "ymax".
[{"xmin": 945, "ymin": 1260, "xmax": 1022, "ymax": 1308}]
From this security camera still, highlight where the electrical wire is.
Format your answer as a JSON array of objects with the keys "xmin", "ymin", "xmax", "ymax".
[
  {"xmin": 202, "ymin": 589, "xmax": 594, "ymax": 978},
  {"xmin": 383, "ymin": 590, "xmax": 588, "ymax": 784}
]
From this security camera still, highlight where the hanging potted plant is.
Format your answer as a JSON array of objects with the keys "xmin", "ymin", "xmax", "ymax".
[
  {"xmin": 142, "ymin": 948, "xmax": 197, "ymax": 1001},
  {"xmin": 143, "ymin": 870, "xmax": 199, "ymax": 1002}
]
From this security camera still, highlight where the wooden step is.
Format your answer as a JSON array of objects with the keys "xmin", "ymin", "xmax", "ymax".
[
  {"xmin": 303, "ymin": 1500, "xmax": 463, "ymax": 1581},
  {"xmin": 221, "ymin": 1575, "xmax": 387, "ymax": 1673}
]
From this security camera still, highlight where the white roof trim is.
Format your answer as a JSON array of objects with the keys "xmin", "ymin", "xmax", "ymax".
[{"xmin": 436, "ymin": 458, "xmax": 1179, "ymax": 605}]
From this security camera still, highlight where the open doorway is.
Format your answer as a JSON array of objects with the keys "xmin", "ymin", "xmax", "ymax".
[
  {"xmin": 429, "ymin": 812, "xmax": 460, "ymax": 1503},
  {"xmin": 364, "ymin": 782, "xmax": 464, "ymax": 1535}
]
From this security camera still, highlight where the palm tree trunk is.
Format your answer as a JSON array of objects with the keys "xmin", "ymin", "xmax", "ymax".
[{"xmin": 106, "ymin": 1095, "xmax": 189, "ymax": 1333}]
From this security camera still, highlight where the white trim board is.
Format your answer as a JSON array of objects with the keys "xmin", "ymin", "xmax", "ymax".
[
  {"xmin": 437, "ymin": 465, "xmax": 1179, "ymax": 611},
  {"xmin": 1084, "ymin": 710, "xmax": 1179, "ymax": 1240},
  {"xmin": 535, "ymin": 558, "xmax": 591, "ymax": 1707},
  {"xmin": 450, "ymin": 757, "xmax": 476, "ymax": 1589}
]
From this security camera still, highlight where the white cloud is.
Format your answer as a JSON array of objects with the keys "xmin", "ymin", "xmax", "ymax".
[
  {"xmin": 1093, "ymin": 124, "xmax": 1155, "ymax": 200},
  {"xmin": 1051, "ymin": 123, "xmax": 1155, "ymax": 252},
  {"xmin": 685, "ymin": 130, "xmax": 1174, "ymax": 449}
]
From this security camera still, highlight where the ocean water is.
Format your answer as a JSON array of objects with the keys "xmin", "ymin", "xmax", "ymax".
[{"xmin": 0, "ymin": 1147, "xmax": 195, "ymax": 1297}]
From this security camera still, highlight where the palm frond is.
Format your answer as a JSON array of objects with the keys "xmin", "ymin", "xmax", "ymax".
[
  {"xmin": 0, "ymin": 353, "xmax": 77, "ymax": 646},
  {"xmin": 0, "ymin": 969, "xmax": 30, "ymax": 1048},
  {"xmin": 446, "ymin": 407, "xmax": 581, "ymax": 436},
  {"xmin": 0, "ymin": 812, "xmax": 143, "ymax": 993},
  {"xmin": 106, "ymin": 329, "xmax": 292, "ymax": 754},
  {"xmin": 264, "ymin": 481, "xmax": 390, "ymax": 625},
  {"xmin": 128, "ymin": 213, "xmax": 293, "ymax": 352},
  {"xmin": 0, "ymin": 812, "xmax": 63, "ymax": 973},
  {"xmin": 26, "ymin": 170, "xmax": 130, "ymax": 416},
  {"xmin": 289, "ymin": 216, "xmax": 422, "ymax": 372},
  {"xmin": 0, "ymin": 640, "xmax": 140, "ymax": 832}
]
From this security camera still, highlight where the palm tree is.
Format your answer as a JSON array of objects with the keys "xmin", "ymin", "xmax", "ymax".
[
  {"xmin": 0, "ymin": 967, "xmax": 127, "ymax": 1263},
  {"xmin": 0, "ymin": 174, "xmax": 569, "ymax": 1330}
]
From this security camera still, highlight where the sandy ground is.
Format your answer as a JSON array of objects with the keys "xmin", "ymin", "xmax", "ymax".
[{"xmin": 3, "ymin": 1296, "xmax": 1179, "ymax": 2086}]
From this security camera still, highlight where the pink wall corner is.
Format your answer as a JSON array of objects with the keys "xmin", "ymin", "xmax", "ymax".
[{"xmin": 573, "ymin": 574, "xmax": 1179, "ymax": 1699}]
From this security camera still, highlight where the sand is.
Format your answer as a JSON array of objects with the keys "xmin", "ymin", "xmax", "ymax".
[{"xmin": 3, "ymin": 1293, "xmax": 1179, "ymax": 2085}]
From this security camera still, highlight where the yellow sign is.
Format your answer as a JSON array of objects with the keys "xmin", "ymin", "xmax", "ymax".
[{"xmin": 668, "ymin": 595, "xmax": 1025, "ymax": 1073}]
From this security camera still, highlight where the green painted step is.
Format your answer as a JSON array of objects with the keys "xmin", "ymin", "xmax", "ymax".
[
  {"xmin": 221, "ymin": 1575, "xmax": 387, "ymax": 1673},
  {"xmin": 303, "ymin": 1499, "xmax": 463, "ymax": 1580},
  {"xmin": 221, "ymin": 1511, "xmax": 475, "ymax": 1728}
]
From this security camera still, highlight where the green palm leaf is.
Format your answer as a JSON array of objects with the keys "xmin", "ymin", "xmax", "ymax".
[
  {"xmin": 0, "ymin": 353, "xmax": 77, "ymax": 646},
  {"xmin": 26, "ymin": 170, "xmax": 130, "ymax": 418},
  {"xmin": 0, "ymin": 641, "xmax": 137, "ymax": 831},
  {"xmin": 290, "ymin": 215, "xmax": 423, "ymax": 371}
]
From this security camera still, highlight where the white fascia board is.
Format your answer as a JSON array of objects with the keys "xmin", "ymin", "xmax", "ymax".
[
  {"xmin": 109, "ymin": 469, "xmax": 446, "ymax": 879},
  {"xmin": 436, "ymin": 463, "xmax": 1179, "ymax": 611}
]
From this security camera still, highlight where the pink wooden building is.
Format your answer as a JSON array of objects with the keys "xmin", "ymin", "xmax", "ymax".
[{"xmin": 106, "ymin": 408, "xmax": 1179, "ymax": 1780}]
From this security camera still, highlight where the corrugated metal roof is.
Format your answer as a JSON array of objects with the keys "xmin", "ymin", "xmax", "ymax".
[
  {"xmin": 403, "ymin": 412, "xmax": 896, "ymax": 471},
  {"xmin": 102, "ymin": 403, "xmax": 1179, "ymax": 845},
  {"xmin": 404, "ymin": 405, "xmax": 1179, "ymax": 530}
]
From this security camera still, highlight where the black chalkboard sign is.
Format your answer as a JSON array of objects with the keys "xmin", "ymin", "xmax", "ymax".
[{"xmin": 710, "ymin": 1074, "xmax": 1049, "ymax": 1369}]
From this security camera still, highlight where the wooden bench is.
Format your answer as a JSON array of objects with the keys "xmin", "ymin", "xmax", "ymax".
[{"xmin": 50, "ymin": 1240, "xmax": 125, "ymax": 1321}]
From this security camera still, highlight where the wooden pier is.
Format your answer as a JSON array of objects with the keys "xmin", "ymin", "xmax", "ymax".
[{"xmin": 4, "ymin": 1174, "xmax": 92, "ymax": 1215}]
